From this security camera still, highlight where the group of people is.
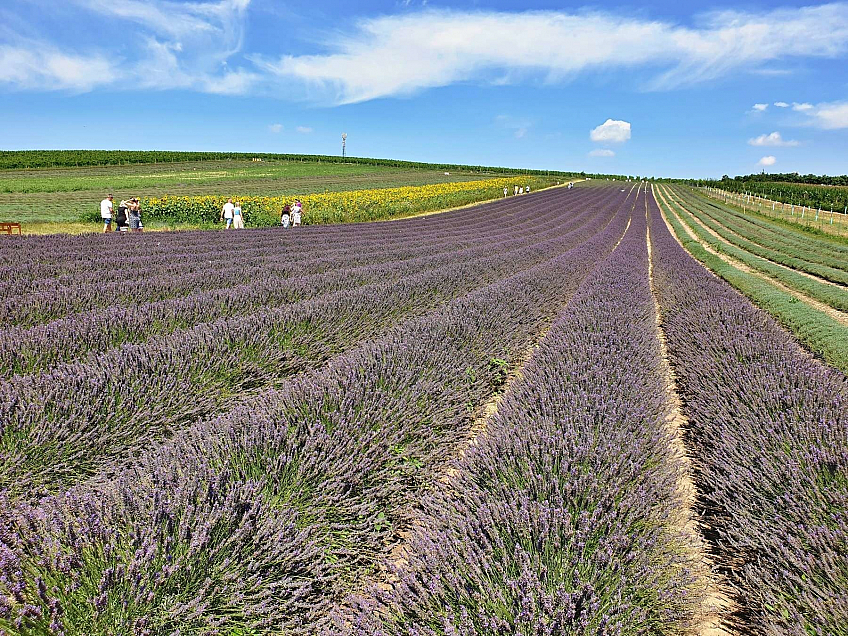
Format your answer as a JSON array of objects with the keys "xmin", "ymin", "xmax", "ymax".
[
  {"xmin": 279, "ymin": 200, "xmax": 303, "ymax": 228},
  {"xmin": 219, "ymin": 197, "xmax": 304, "ymax": 229},
  {"xmin": 100, "ymin": 194, "xmax": 143, "ymax": 233},
  {"xmin": 504, "ymin": 185, "xmax": 531, "ymax": 197}
]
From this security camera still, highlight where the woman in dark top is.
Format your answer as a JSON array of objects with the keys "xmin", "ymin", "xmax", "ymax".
[{"xmin": 115, "ymin": 200, "xmax": 129, "ymax": 231}]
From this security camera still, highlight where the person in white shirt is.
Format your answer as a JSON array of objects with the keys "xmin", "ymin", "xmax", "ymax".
[
  {"xmin": 526, "ymin": 185, "xmax": 530, "ymax": 194},
  {"xmin": 503, "ymin": 186, "xmax": 508, "ymax": 197},
  {"xmin": 220, "ymin": 198, "xmax": 235, "ymax": 229},
  {"xmin": 100, "ymin": 194, "xmax": 113, "ymax": 233},
  {"xmin": 292, "ymin": 200, "xmax": 302, "ymax": 227}
]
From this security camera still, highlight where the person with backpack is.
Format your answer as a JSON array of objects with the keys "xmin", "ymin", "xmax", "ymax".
[
  {"xmin": 280, "ymin": 203, "xmax": 291, "ymax": 228},
  {"xmin": 115, "ymin": 199, "xmax": 129, "ymax": 231}
]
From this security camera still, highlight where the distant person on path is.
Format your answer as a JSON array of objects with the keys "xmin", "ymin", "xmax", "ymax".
[
  {"xmin": 232, "ymin": 200, "xmax": 244, "ymax": 229},
  {"xmin": 220, "ymin": 198, "xmax": 235, "ymax": 229},
  {"xmin": 526, "ymin": 185, "xmax": 530, "ymax": 193},
  {"xmin": 115, "ymin": 199, "xmax": 129, "ymax": 231},
  {"xmin": 281, "ymin": 203, "xmax": 291, "ymax": 228},
  {"xmin": 100, "ymin": 194, "xmax": 113, "ymax": 233},
  {"xmin": 128, "ymin": 198, "xmax": 142, "ymax": 231},
  {"xmin": 513, "ymin": 185, "xmax": 518, "ymax": 196},
  {"xmin": 519, "ymin": 187, "xmax": 524, "ymax": 195},
  {"xmin": 503, "ymin": 186, "xmax": 508, "ymax": 197},
  {"xmin": 292, "ymin": 199, "xmax": 302, "ymax": 227}
]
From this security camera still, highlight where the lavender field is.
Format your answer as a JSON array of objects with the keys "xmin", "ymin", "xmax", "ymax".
[{"xmin": 0, "ymin": 184, "xmax": 845, "ymax": 635}]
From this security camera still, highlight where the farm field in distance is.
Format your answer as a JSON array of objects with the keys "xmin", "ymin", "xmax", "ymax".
[
  {"xmin": 1, "ymin": 181, "xmax": 845, "ymax": 635},
  {"xmin": 0, "ymin": 153, "xmax": 568, "ymax": 232}
]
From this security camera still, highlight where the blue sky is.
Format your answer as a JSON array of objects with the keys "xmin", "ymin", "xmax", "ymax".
[{"xmin": 1, "ymin": 0, "xmax": 847, "ymax": 178}]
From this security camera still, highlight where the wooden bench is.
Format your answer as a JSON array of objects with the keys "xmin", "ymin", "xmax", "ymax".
[{"xmin": 0, "ymin": 222, "xmax": 21, "ymax": 236}]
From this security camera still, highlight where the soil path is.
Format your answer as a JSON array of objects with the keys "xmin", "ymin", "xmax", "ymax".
[
  {"xmin": 658, "ymin": 186, "xmax": 848, "ymax": 328},
  {"xmin": 646, "ymin": 189, "xmax": 737, "ymax": 636}
]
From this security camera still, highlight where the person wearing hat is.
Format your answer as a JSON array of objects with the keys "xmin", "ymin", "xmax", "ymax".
[
  {"xmin": 100, "ymin": 194, "xmax": 114, "ymax": 233},
  {"xmin": 115, "ymin": 198, "xmax": 129, "ymax": 231}
]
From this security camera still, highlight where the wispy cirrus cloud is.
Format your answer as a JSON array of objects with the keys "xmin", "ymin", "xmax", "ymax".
[
  {"xmin": 256, "ymin": 4, "xmax": 848, "ymax": 104},
  {"xmin": 0, "ymin": 44, "xmax": 116, "ymax": 91},
  {"xmin": 588, "ymin": 148, "xmax": 615, "ymax": 157}
]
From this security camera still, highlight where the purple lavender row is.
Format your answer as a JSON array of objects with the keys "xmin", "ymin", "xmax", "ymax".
[
  {"xmin": 338, "ymin": 198, "xmax": 699, "ymax": 635},
  {"xmin": 0, "ymin": 187, "xmax": 595, "ymax": 300},
  {"xmin": 0, "ymin": 189, "xmax": 637, "ymax": 635},
  {"xmin": 0, "ymin": 188, "xmax": 605, "ymax": 326},
  {"xmin": 646, "ymin": 192, "xmax": 848, "ymax": 634},
  {"xmin": 0, "ymin": 192, "xmax": 618, "ymax": 500},
  {"xmin": 1, "ymin": 196, "xmax": 603, "ymax": 376}
]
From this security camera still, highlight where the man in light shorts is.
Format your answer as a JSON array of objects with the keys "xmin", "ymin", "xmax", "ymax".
[
  {"xmin": 100, "ymin": 194, "xmax": 113, "ymax": 233},
  {"xmin": 220, "ymin": 198, "xmax": 235, "ymax": 229}
]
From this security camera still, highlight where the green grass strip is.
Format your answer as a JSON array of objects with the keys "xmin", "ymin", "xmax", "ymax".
[{"xmin": 657, "ymin": 188, "xmax": 848, "ymax": 374}]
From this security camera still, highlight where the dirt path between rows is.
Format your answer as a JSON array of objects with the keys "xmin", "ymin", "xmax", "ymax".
[
  {"xmin": 646, "ymin": 190, "xmax": 737, "ymax": 636},
  {"xmin": 658, "ymin": 186, "xmax": 848, "ymax": 328},
  {"xmin": 669, "ymin": 188, "xmax": 848, "ymax": 292},
  {"xmin": 329, "ymin": 188, "xmax": 639, "ymax": 631}
]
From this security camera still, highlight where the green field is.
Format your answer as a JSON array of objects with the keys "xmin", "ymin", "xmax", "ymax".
[{"xmin": 0, "ymin": 159, "xmax": 507, "ymax": 227}]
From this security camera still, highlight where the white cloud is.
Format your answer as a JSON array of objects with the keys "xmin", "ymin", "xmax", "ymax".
[
  {"xmin": 589, "ymin": 149, "xmax": 615, "ymax": 157},
  {"xmin": 296, "ymin": 126, "xmax": 313, "ymax": 133},
  {"xmin": 807, "ymin": 101, "xmax": 848, "ymax": 129},
  {"xmin": 256, "ymin": 4, "xmax": 848, "ymax": 103},
  {"xmin": 758, "ymin": 156, "xmax": 777, "ymax": 166},
  {"xmin": 752, "ymin": 103, "xmax": 769, "ymax": 111},
  {"xmin": 792, "ymin": 102, "xmax": 814, "ymax": 111},
  {"xmin": 269, "ymin": 123, "xmax": 283, "ymax": 133},
  {"xmin": 590, "ymin": 119, "xmax": 631, "ymax": 144},
  {"xmin": 748, "ymin": 132, "xmax": 799, "ymax": 147},
  {"xmin": 774, "ymin": 101, "xmax": 789, "ymax": 107},
  {"xmin": 0, "ymin": 45, "xmax": 116, "ymax": 91}
]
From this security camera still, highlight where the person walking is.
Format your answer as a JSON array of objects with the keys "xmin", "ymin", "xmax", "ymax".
[
  {"xmin": 220, "ymin": 198, "xmax": 235, "ymax": 229},
  {"xmin": 232, "ymin": 200, "xmax": 244, "ymax": 229},
  {"xmin": 128, "ymin": 198, "xmax": 142, "ymax": 231},
  {"xmin": 100, "ymin": 194, "xmax": 113, "ymax": 233},
  {"xmin": 292, "ymin": 199, "xmax": 302, "ymax": 227},
  {"xmin": 280, "ymin": 203, "xmax": 291, "ymax": 228},
  {"xmin": 526, "ymin": 185, "xmax": 531, "ymax": 194},
  {"xmin": 513, "ymin": 185, "xmax": 518, "ymax": 196},
  {"xmin": 503, "ymin": 186, "xmax": 508, "ymax": 197}
]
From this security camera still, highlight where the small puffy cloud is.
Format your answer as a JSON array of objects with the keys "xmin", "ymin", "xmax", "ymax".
[
  {"xmin": 268, "ymin": 123, "xmax": 283, "ymax": 133},
  {"xmin": 588, "ymin": 149, "xmax": 615, "ymax": 157},
  {"xmin": 296, "ymin": 126, "xmax": 313, "ymax": 133},
  {"xmin": 774, "ymin": 101, "xmax": 789, "ymax": 107},
  {"xmin": 752, "ymin": 103, "xmax": 769, "ymax": 111},
  {"xmin": 590, "ymin": 119, "xmax": 631, "ymax": 144},
  {"xmin": 748, "ymin": 132, "xmax": 799, "ymax": 147},
  {"xmin": 757, "ymin": 156, "xmax": 777, "ymax": 167},
  {"xmin": 792, "ymin": 102, "xmax": 814, "ymax": 111}
]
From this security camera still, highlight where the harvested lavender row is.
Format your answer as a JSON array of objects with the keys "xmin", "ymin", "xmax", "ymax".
[
  {"xmin": 0, "ymin": 188, "xmax": 606, "ymax": 325},
  {"xmin": 0, "ymin": 190, "xmax": 637, "ymax": 635},
  {"xmin": 0, "ymin": 197, "xmax": 602, "ymax": 376},
  {"xmin": 0, "ymin": 191, "xmax": 619, "ymax": 499},
  {"xmin": 647, "ymin": 191, "xmax": 848, "ymax": 634},
  {"xmin": 339, "ymin": 198, "xmax": 700, "ymax": 635},
  {"xmin": 0, "ymin": 186, "xmax": 599, "ymax": 303}
]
